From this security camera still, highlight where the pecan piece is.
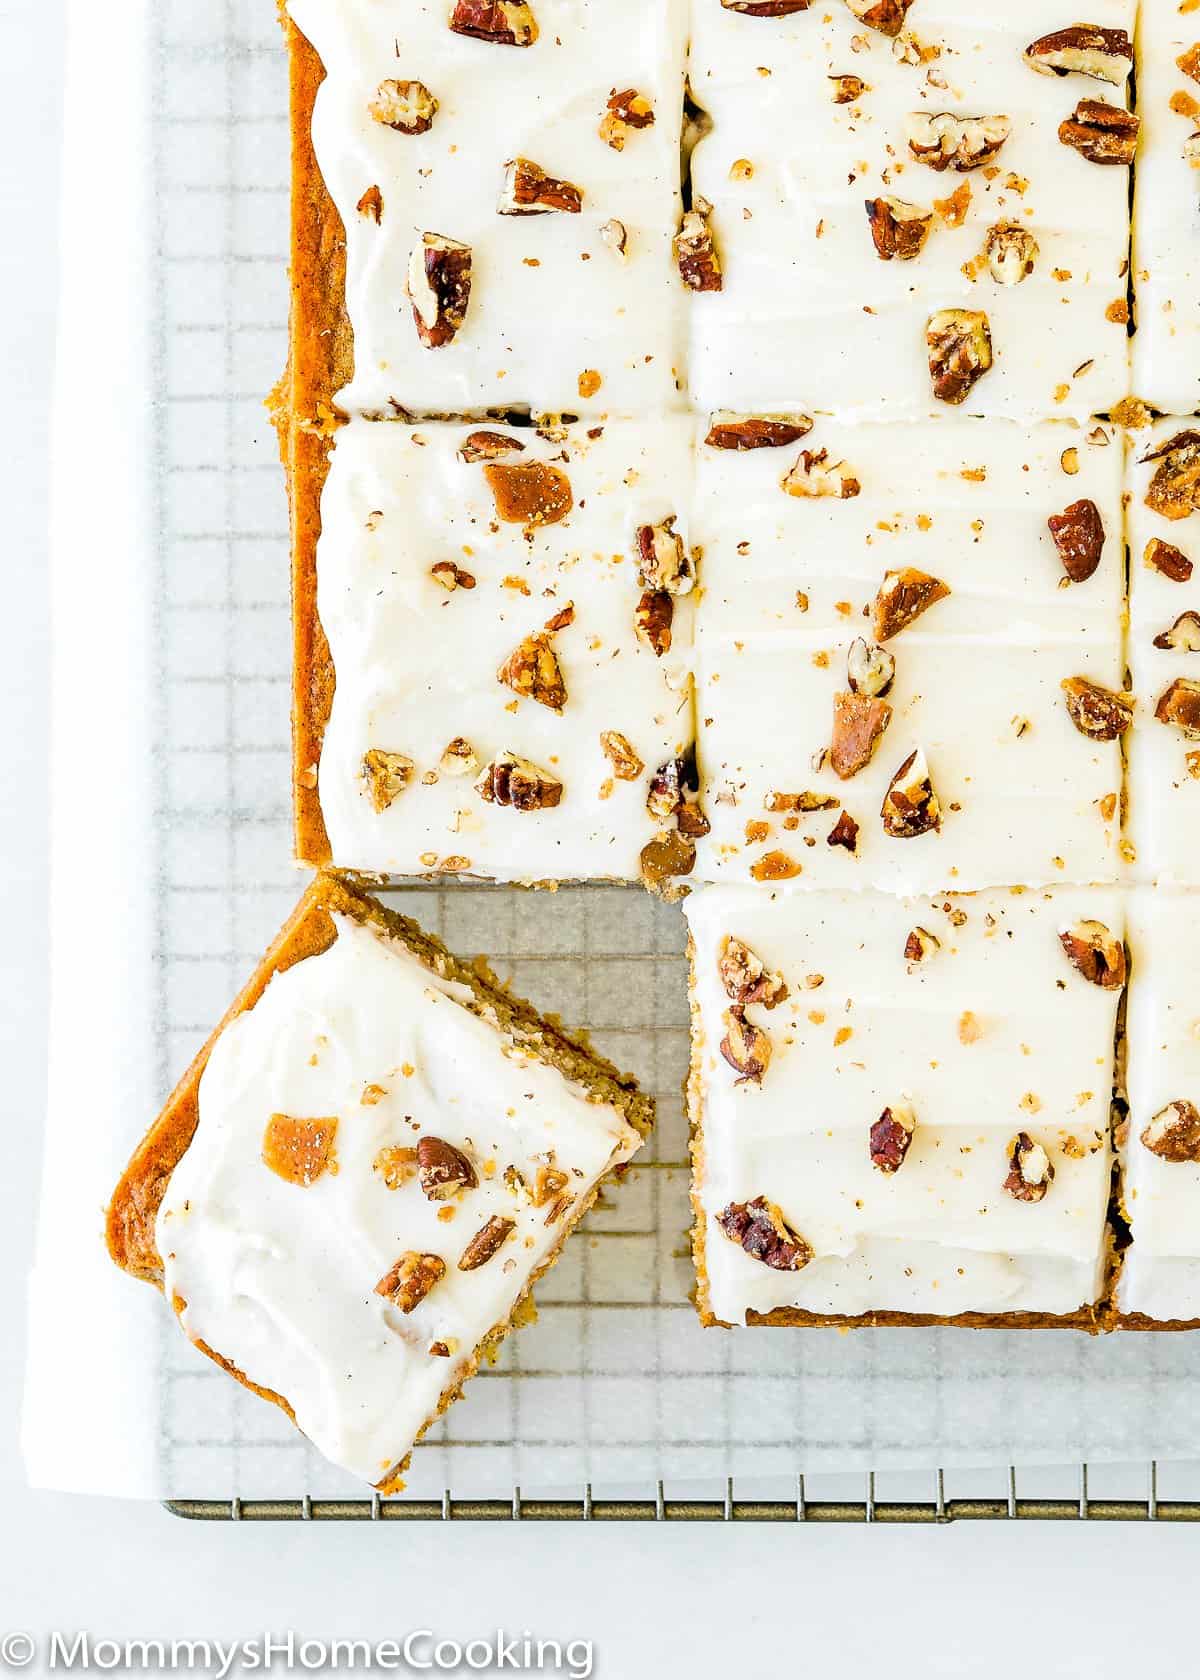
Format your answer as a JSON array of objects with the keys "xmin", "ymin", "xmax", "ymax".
[
  {"xmin": 1141, "ymin": 1100, "xmax": 1200, "ymax": 1163},
  {"xmin": 634, "ymin": 589, "xmax": 674, "ymax": 657},
  {"xmin": 927, "ymin": 310, "xmax": 992, "ymax": 404},
  {"xmin": 905, "ymin": 112, "xmax": 1011, "ymax": 172},
  {"xmin": 721, "ymin": 0, "xmax": 812, "ymax": 10},
  {"xmin": 831, "ymin": 690, "xmax": 892, "ymax": 780},
  {"xmin": 600, "ymin": 731, "xmax": 644, "ymax": 780},
  {"xmin": 904, "ymin": 926, "xmax": 940, "ymax": 963},
  {"xmin": 718, "ymin": 935, "xmax": 788, "ymax": 1009},
  {"xmin": 1059, "ymin": 919, "xmax": 1126, "ymax": 989},
  {"xmin": 458, "ymin": 1215, "xmax": 517, "ymax": 1271},
  {"xmin": 872, "ymin": 567, "xmax": 950, "ymax": 640},
  {"xmin": 827, "ymin": 809, "xmax": 860, "ymax": 852},
  {"xmin": 356, "ymin": 185, "xmax": 383, "ymax": 223},
  {"xmin": 1154, "ymin": 612, "xmax": 1200, "ymax": 652},
  {"xmin": 720, "ymin": 1008, "xmax": 771, "ymax": 1084},
  {"xmin": 705, "ymin": 413, "xmax": 813, "ymax": 450},
  {"xmin": 497, "ymin": 631, "xmax": 567, "ymax": 711},
  {"xmin": 865, "ymin": 196, "xmax": 934, "ymax": 261},
  {"xmin": 1060, "ymin": 676, "xmax": 1133, "ymax": 741},
  {"xmin": 636, "ymin": 516, "xmax": 695, "ymax": 596},
  {"xmin": 781, "ymin": 448, "xmax": 861, "ymax": 499},
  {"xmin": 361, "ymin": 749, "xmax": 415, "ymax": 812},
  {"xmin": 373, "ymin": 1146, "xmax": 419, "ymax": 1189},
  {"xmin": 1048, "ymin": 499, "xmax": 1105, "ymax": 583},
  {"xmin": 599, "ymin": 88, "xmax": 655, "ymax": 150},
  {"xmin": 484, "ymin": 459, "xmax": 573, "ymax": 527},
  {"xmin": 449, "ymin": 0, "xmax": 538, "ymax": 46},
  {"xmin": 430, "ymin": 560, "xmax": 476, "ymax": 591},
  {"xmin": 847, "ymin": 637, "xmax": 896, "ymax": 698},
  {"xmin": 1145, "ymin": 537, "xmax": 1193, "ymax": 581},
  {"xmin": 675, "ymin": 200, "xmax": 723, "ymax": 292},
  {"xmin": 1156, "ymin": 677, "xmax": 1200, "ymax": 738},
  {"xmin": 983, "ymin": 222, "xmax": 1038, "ymax": 285},
  {"xmin": 1004, "ymin": 1133, "xmax": 1054, "ymax": 1203},
  {"xmin": 639, "ymin": 828, "xmax": 697, "ymax": 888},
  {"xmin": 376, "ymin": 1252, "xmax": 446, "ymax": 1314},
  {"xmin": 1058, "ymin": 99, "xmax": 1139, "ymax": 164},
  {"xmin": 417, "ymin": 1136, "xmax": 478, "ymax": 1201},
  {"xmin": 716, "ymin": 1197, "xmax": 811, "ymax": 1271},
  {"xmin": 478, "ymin": 752, "xmax": 563, "ymax": 811},
  {"xmin": 830, "ymin": 75, "xmax": 868, "ymax": 104},
  {"xmin": 262, "ymin": 1114, "xmax": 338, "ymax": 1187},
  {"xmin": 870, "ymin": 1103, "xmax": 915, "ymax": 1173},
  {"xmin": 1142, "ymin": 431, "xmax": 1200, "ymax": 521},
  {"xmin": 458, "ymin": 430, "xmax": 524, "ymax": 464},
  {"xmin": 407, "ymin": 232, "xmax": 472, "ymax": 348},
  {"xmin": 1024, "ymin": 26, "xmax": 1132, "ymax": 84},
  {"xmin": 881, "ymin": 747, "xmax": 941, "ymax": 838},
  {"xmin": 844, "ymin": 0, "xmax": 913, "ymax": 34},
  {"xmin": 645, "ymin": 755, "xmax": 707, "ymax": 833},
  {"xmin": 369, "ymin": 79, "xmax": 438, "ymax": 134},
  {"xmin": 498, "ymin": 156, "xmax": 583, "ymax": 215}
]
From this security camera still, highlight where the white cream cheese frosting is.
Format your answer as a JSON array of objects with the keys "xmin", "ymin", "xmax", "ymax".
[
  {"xmin": 156, "ymin": 913, "xmax": 644, "ymax": 1485},
  {"xmin": 686, "ymin": 884, "xmax": 1122, "ymax": 1323},
  {"xmin": 1126, "ymin": 417, "xmax": 1200, "ymax": 888},
  {"xmin": 316, "ymin": 415, "xmax": 697, "ymax": 881},
  {"xmin": 287, "ymin": 0, "xmax": 687, "ymax": 417},
  {"xmin": 688, "ymin": 0, "xmax": 1133, "ymax": 421},
  {"xmin": 1131, "ymin": 0, "xmax": 1200, "ymax": 416},
  {"xmin": 693, "ymin": 416, "xmax": 1125, "ymax": 894}
]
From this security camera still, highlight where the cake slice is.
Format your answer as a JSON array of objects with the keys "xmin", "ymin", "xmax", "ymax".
[
  {"xmin": 106, "ymin": 874, "xmax": 651, "ymax": 1490},
  {"xmin": 685, "ymin": 883, "xmax": 1124, "ymax": 1328}
]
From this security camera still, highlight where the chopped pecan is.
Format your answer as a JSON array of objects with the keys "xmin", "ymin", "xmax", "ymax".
[
  {"xmin": 905, "ymin": 112, "xmax": 1011, "ymax": 172},
  {"xmin": 847, "ymin": 638, "xmax": 896, "ymax": 698},
  {"xmin": 1048, "ymin": 498, "xmax": 1105, "ymax": 583},
  {"xmin": 369, "ymin": 79, "xmax": 438, "ymax": 133},
  {"xmin": 904, "ymin": 926, "xmax": 940, "ymax": 963},
  {"xmin": 645, "ymin": 755, "xmax": 706, "ymax": 832},
  {"xmin": 599, "ymin": 87, "xmax": 655, "ymax": 149},
  {"xmin": 439, "ymin": 737, "xmax": 480, "ymax": 778},
  {"xmin": 484, "ymin": 459, "xmax": 573, "ymax": 527},
  {"xmin": 781, "ymin": 448, "xmax": 861, "ymax": 499},
  {"xmin": 872, "ymin": 567, "xmax": 950, "ymax": 640},
  {"xmin": 373, "ymin": 1146, "xmax": 419, "ymax": 1190},
  {"xmin": 1142, "ymin": 431, "xmax": 1200, "ymax": 522},
  {"xmin": 881, "ymin": 748, "xmax": 941, "ymax": 838},
  {"xmin": 458, "ymin": 430, "xmax": 523, "ymax": 464},
  {"xmin": 407, "ymin": 232, "xmax": 472, "ymax": 348},
  {"xmin": 417, "ymin": 1136, "xmax": 478, "ymax": 1200},
  {"xmin": 262, "ymin": 1114, "xmax": 338, "ymax": 1187},
  {"xmin": 721, "ymin": 0, "xmax": 811, "ymax": 10},
  {"xmin": 1141, "ymin": 1100, "xmax": 1200, "ymax": 1163},
  {"xmin": 1059, "ymin": 919, "xmax": 1126, "ymax": 989},
  {"xmin": 449, "ymin": 0, "xmax": 538, "ymax": 46},
  {"xmin": 430, "ymin": 560, "xmax": 476, "ymax": 590},
  {"xmin": 356, "ymin": 185, "xmax": 383, "ymax": 223},
  {"xmin": 361, "ymin": 749, "xmax": 415, "ymax": 812},
  {"xmin": 927, "ymin": 309, "xmax": 992, "ymax": 404},
  {"xmin": 1156, "ymin": 677, "xmax": 1200, "ymax": 737},
  {"xmin": 766, "ymin": 790, "xmax": 838, "ymax": 813},
  {"xmin": 705, "ymin": 413, "xmax": 813, "ymax": 450},
  {"xmin": 375, "ymin": 1252, "xmax": 446, "ymax": 1314},
  {"xmin": 1003, "ymin": 1133, "xmax": 1054, "ymax": 1203},
  {"xmin": 532, "ymin": 1163, "xmax": 570, "ymax": 1207},
  {"xmin": 600, "ymin": 731, "xmax": 644, "ymax": 780},
  {"xmin": 1154, "ymin": 612, "xmax": 1200, "ymax": 652},
  {"xmin": 830, "ymin": 74, "xmax": 868, "ymax": 104},
  {"xmin": 458, "ymin": 1214, "xmax": 517, "ymax": 1271},
  {"xmin": 634, "ymin": 589, "xmax": 674, "ymax": 657},
  {"xmin": 718, "ymin": 935, "xmax": 788, "ymax": 1009},
  {"xmin": 865, "ymin": 196, "xmax": 934, "ymax": 261},
  {"xmin": 477, "ymin": 752, "xmax": 563, "ymax": 811},
  {"xmin": 1060, "ymin": 676, "xmax": 1133, "ymax": 741},
  {"xmin": 1058, "ymin": 99, "xmax": 1139, "ymax": 164},
  {"xmin": 1145, "ymin": 537, "xmax": 1193, "ymax": 581},
  {"xmin": 675, "ymin": 200, "xmax": 723, "ymax": 292},
  {"xmin": 600, "ymin": 218, "xmax": 628, "ymax": 257},
  {"xmin": 831, "ymin": 690, "xmax": 892, "ymax": 780},
  {"xmin": 636, "ymin": 517, "xmax": 695, "ymax": 596},
  {"xmin": 498, "ymin": 156, "xmax": 583, "ymax": 215},
  {"xmin": 716, "ymin": 1197, "xmax": 811, "ymax": 1271},
  {"xmin": 983, "ymin": 222, "xmax": 1038, "ymax": 285},
  {"xmin": 844, "ymin": 0, "xmax": 913, "ymax": 34},
  {"xmin": 827, "ymin": 809, "xmax": 860, "ymax": 852},
  {"xmin": 870, "ymin": 1103, "xmax": 915, "ymax": 1173},
  {"xmin": 1024, "ymin": 26, "xmax": 1132, "ymax": 84},
  {"xmin": 639, "ymin": 828, "xmax": 697, "ymax": 888},
  {"xmin": 497, "ymin": 631, "xmax": 567, "ymax": 711},
  {"xmin": 720, "ymin": 1008, "xmax": 771, "ymax": 1084}
]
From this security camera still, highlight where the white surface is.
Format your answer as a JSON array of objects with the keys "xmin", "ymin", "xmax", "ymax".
[{"xmin": 2, "ymin": 2, "xmax": 1198, "ymax": 1673}]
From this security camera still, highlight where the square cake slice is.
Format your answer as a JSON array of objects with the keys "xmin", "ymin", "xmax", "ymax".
[
  {"xmin": 286, "ymin": 0, "xmax": 687, "ymax": 418},
  {"xmin": 1126, "ymin": 419, "xmax": 1200, "ymax": 888},
  {"xmin": 298, "ymin": 415, "xmax": 698, "ymax": 886},
  {"xmin": 685, "ymin": 884, "xmax": 1123, "ymax": 1328},
  {"xmin": 106, "ymin": 874, "xmax": 651, "ymax": 1490},
  {"xmin": 1131, "ymin": 0, "xmax": 1200, "ymax": 416},
  {"xmin": 686, "ymin": 0, "xmax": 1133, "ymax": 421},
  {"xmin": 692, "ymin": 416, "xmax": 1125, "ymax": 894},
  {"xmin": 1115, "ymin": 889, "xmax": 1200, "ymax": 1327}
]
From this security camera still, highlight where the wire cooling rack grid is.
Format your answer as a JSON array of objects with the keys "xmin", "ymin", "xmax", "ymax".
[{"xmin": 150, "ymin": 4, "xmax": 1200, "ymax": 1520}]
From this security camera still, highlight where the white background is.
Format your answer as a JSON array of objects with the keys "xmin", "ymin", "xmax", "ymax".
[{"xmin": 1, "ymin": 2, "xmax": 1197, "ymax": 1675}]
